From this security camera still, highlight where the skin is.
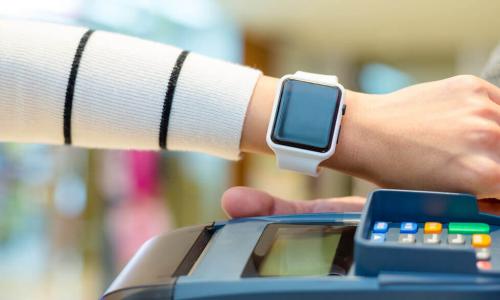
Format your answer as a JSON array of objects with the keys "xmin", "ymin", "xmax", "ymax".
[{"xmin": 223, "ymin": 75, "xmax": 500, "ymax": 218}]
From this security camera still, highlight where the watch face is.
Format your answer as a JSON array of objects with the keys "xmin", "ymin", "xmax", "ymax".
[{"xmin": 271, "ymin": 79, "xmax": 342, "ymax": 152}]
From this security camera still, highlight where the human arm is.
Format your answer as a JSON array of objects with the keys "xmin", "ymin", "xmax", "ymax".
[{"xmin": 3, "ymin": 20, "xmax": 500, "ymax": 203}]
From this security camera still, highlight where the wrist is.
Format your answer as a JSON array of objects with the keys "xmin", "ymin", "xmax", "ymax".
[
  {"xmin": 321, "ymin": 90, "xmax": 373, "ymax": 178},
  {"xmin": 241, "ymin": 74, "xmax": 376, "ymax": 181},
  {"xmin": 240, "ymin": 75, "xmax": 278, "ymax": 155}
]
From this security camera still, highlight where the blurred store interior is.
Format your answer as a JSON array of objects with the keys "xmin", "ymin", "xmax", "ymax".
[{"xmin": 0, "ymin": 0, "xmax": 499, "ymax": 299}]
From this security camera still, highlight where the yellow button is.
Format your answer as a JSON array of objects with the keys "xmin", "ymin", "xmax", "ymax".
[
  {"xmin": 424, "ymin": 222, "xmax": 442, "ymax": 234},
  {"xmin": 472, "ymin": 234, "xmax": 491, "ymax": 248}
]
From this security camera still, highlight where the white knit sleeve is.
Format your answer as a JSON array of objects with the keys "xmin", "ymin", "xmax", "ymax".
[{"xmin": 0, "ymin": 19, "xmax": 261, "ymax": 160}]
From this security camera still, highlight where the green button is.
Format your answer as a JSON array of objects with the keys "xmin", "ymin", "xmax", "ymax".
[{"xmin": 448, "ymin": 222, "xmax": 489, "ymax": 234}]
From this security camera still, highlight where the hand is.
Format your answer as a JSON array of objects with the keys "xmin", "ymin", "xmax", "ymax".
[
  {"xmin": 330, "ymin": 75, "xmax": 500, "ymax": 200},
  {"xmin": 221, "ymin": 186, "xmax": 365, "ymax": 218}
]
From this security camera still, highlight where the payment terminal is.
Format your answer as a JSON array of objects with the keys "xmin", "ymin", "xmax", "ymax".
[{"xmin": 102, "ymin": 189, "xmax": 500, "ymax": 300}]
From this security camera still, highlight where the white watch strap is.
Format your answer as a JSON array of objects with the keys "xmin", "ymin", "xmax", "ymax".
[
  {"xmin": 276, "ymin": 151, "xmax": 321, "ymax": 177},
  {"xmin": 294, "ymin": 71, "xmax": 338, "ymax": 84}
]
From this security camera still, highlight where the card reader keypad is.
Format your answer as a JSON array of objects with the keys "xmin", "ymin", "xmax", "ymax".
[{"xmin": 370, "ymin": 221, "xmax": 495, "ymax": 270}]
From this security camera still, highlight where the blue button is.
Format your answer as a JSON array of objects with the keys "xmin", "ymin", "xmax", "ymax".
[
  {"xmin": 400, "ymin": 222, "xmax": 418, "ymax": 233},
  {"xmin": 373, "ymin": 222, "xmax": 389, "ymax": 233},
  {"xmin": 371, "ymin": 233, "xmax": 385, "ymax": 242}
]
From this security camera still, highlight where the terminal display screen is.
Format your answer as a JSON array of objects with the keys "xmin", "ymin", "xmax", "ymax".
[{"xmin": 243, "ymin": 224, "xmax": 355, "ymax": 277}]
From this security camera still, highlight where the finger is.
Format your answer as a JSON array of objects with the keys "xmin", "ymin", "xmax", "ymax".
[
  {"xmin": 306, "ymin": 196, "xmax": 366, "ymax": 213},
  {"xmin": 221, "ymin": 186, "xmax": 366, "ymax": 218},
  {"xmin": 469, "ymin": 77, "xmax": 500, "ymax": 105},
  {"xmin": 221, "ymin": 186, "xmax": 293, "ymax": 218},
  {"xmin": 483, "ymin": 79, "xmax": 500, "ymax": 105},
  {"xmin": 447, "ymin": 76, "xmax": 500, "ymax": 105},
  {"xmin": 462, "ymin": 76, "xmax": 500, "ymax": 105}
]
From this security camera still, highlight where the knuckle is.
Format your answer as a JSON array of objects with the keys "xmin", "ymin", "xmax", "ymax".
[
  {"xmin": 451, "ymin": 75, "xmax": 486, "ymax": 93},
  {"xmin": 462, "ymin": 157, "xmax": 500, "ymax": 189},
  {"xmin": 471, "ymin": 103, "xmax": 499, "ymax": 119},
  {"xmin": 480, "ymin": 164, "xmax": 500, "ymax": 187},
  {"xmin": 466, "ymin": 123, "xmax": 500, "ymax": 150}
]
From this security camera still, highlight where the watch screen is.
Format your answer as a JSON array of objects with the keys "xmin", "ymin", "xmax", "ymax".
[{"xmin": 271, "ymin": 79, "xmax": 342, "ymax": 152}]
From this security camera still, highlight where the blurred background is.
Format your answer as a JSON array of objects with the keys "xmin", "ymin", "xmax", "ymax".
[{"xmin": 0, "ymin": 0, "xmax": 499, "ymax": 298}]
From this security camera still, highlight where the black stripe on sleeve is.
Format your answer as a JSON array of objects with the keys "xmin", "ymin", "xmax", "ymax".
[
  {"xmin": 64, "ymin": 29, "xmax": 95, "ymax": 145},
  {"xmin": 159, "ymin": 50, "xmax": 190, "ymax": 149}
]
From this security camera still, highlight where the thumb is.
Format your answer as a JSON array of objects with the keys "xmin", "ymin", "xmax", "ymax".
[{"xmin": 221, "ymin": 186, "xmax": 365, "ymax": 219}]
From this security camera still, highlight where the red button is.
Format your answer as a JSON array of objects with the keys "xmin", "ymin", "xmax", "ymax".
[{"xmin": 476, "ymin": 261, "xmax": 492, "ymax": 270}]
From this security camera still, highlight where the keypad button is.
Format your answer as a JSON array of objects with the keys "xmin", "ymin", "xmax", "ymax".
[
  {"xmin": 400, "ymin": 222, "xmax": 418, "ymax": 234},
  {"xmin": 475, "ymin": 248, "xmax": 491, "ymax": 261},
  {"xmin": 371, "ymin": 233, "xmax": 385, "ymax": 242},
  {"xmin": 447, "ymin": 234, "xmax": 466, "ymax": 245},
  {"xmin": 472, "ymin": 234, "xmax": 491, "ymax": 248},
  {"xmin": 373, "ymin": 222, "xmax": 389, "ymax": 233},
  {"xmin": 476, "ymin": 261, "xmax": 492, "ymax": 270},
  {"xmin": 448, "ymin": 222, "xmax": 489, "ymax": 234},
  {"xmin": 423, "ymin": 233, "xmax": 441, "ymax": 244},
  {"xmin": 398, "ymin": 234, "xmax": 416, "ymax": 244},
  {"xmin": 424, "ymin": 222, "xmax": 442, "ymax": 234}
]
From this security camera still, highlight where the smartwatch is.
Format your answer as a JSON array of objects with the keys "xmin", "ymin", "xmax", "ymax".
[{"xmin": 266, "ymin": 71, "xmax": 346, "ymax": 176}]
